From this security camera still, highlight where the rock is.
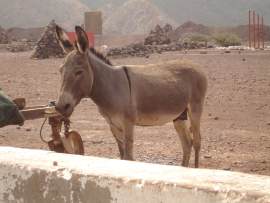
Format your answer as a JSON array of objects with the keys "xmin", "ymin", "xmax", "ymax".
[
  {"xmin": 144, "ymin": 24, "xmax": 173, "ymax": 46},
  {"xmin": 31, "ymin": 20, "xmax": 65, "ymax": 59},
  {"xmin": 214, "ymin": 116, "xmax": 219, "ymax": 120},
  {"xmin": 107, "ymin": 23, "xmax": 213, "ymax": 58},
  {"xmin": 204, "ymin": 155, "xmax": 212, "ymax": 159},
  {"xmin": 25, "ymin": 128, "xmax": 31, "ymax": 132},
  {"xmin": 0, "ymin": 31, "xmax": 9, "ymax": 44},
  {"xmin": 107, "ymin": 42, "xmax": 183, "ymax": 58},
  {"xmin": 0, "ymin": 26, "xmax": 9, "ymax": 44}
]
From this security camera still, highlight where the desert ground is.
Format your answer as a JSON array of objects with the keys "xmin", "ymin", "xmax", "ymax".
[{"xmin": 0, "ymin": 49, "xmax": 269, "ymax": 175}]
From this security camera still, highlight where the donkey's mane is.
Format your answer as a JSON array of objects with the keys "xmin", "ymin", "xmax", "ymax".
[{"xmin": 89, "ymin": 47, "xmax": 112, "ymax": 66}]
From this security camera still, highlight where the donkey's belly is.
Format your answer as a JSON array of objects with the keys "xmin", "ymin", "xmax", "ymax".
[{"xmin": 135, "ymin": 112, "xmax": 182, "ymax": 126}]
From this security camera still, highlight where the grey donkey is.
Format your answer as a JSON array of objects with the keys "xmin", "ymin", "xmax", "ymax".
[{"xmin": 55, "ymin": 25, "xmax": 207, "ymax": 168}]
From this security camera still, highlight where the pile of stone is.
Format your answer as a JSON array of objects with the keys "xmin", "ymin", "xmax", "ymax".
[
  {"xmin": 31, "ymin": 20, "xmax": 65, "ymax": 59},
  {"xmin": 107, "ymin": 42, "xmax": 182, "ymax": 58},
  {"xmin": 107, "ymin": 22, "xmax": 211, "ymax": 58},
  {"xmin": 144, "ymin": 24, "xmax": 173, "ymax": 45},
  {"xmin": 107, "ymin": 23, "xmax": 184, "ymax": 58},
  {"xmin": 108, "ymin": 43, "xmax": 151, "ymax": 58},
  {"xmin": 0, "ymin": 26, "xmax": 8, "ymax": 44},
  {"xmin": 6, "ymin": 39, "xmax": 35, "ymax": 52}
]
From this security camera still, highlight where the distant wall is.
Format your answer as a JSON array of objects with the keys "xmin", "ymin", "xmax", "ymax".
[
  {"xmin": 0, "ymin": 147, "xmax": 270, "ymax": 203},
  {"xmin": 84, "ymin": 11, "xmax": 103, "ymax": 35}
]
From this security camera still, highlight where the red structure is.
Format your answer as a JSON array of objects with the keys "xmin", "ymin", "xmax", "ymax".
[
  {"xmin": 253, "ymin": 10, "xmax": 256, "ymax": 48},
  {"xmin": 249, "ymin": 10, "xmax": 265, "ymax": 49},
  {"xmin": 257, "ymin": 14, "xmax": 260, "ymax": 49},
  {"xmin": 262, "ymin": 16, "xmax": 264, "ymax": 49},
  {"xmin": 67, "ymin": 32, "xmax": 95, "ymax": 47},
  {"xmin": 248, "ymin": 10, "xmax": 251, "ymax": 48}
]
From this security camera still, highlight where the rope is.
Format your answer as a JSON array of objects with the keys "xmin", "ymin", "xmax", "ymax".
[{"xmin": 39, "ymin": 118, "xmax": 49, "ymax": 144}]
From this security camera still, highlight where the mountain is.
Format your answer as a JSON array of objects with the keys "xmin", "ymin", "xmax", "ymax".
[
  {"xmin": 102, "ymin": 0, "xmax": 176, "ymax": 34},
  {"xmin": 172, "ymin": 21, "xmax": 211, "ymax": 40},
  {"xmin": 6, "ymin": 27, "xmax": 44, "ymax": 41},
  {"xmin": 82, "ymin": 0, "xmax": 270, "ymax": 26},
  {"xmin": 0, "ymin": 0, "xmax": 90, "ymax": 30},
  {"xmin": 1, "ymin": 0, "xmax": 269, "ymax": 35},
  {"xmin": 152, "ymin": 0, "xmax": 270, "ymax": 26},
  {"xmin": 80, "ymin": 0, "xmax": 125, "ymax": 9}
]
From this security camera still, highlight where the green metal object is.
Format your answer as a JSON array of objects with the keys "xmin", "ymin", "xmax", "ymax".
[{"xmin": 0, "ymin": 89, "xmax": 24, "ymax": 128}]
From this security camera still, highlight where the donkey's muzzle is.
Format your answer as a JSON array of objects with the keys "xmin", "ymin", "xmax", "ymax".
[{"xmin": 55, "ymin": 103, "xmax": 73, "ymax": 117}]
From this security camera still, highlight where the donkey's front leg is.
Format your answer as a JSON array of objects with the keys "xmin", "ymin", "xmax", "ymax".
[{"xmin": 123, "ymin": 122, "xmax": 135, "ymax": 161}]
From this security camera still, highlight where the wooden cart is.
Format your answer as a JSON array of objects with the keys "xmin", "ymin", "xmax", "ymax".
[{"xmin": 16, "ymin": 99, "xmax": 84, "ymax": 155}]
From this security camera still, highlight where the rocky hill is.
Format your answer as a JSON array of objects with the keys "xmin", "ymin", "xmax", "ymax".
[
  {"xmin": 153, "ymin": 0, "xmax": 270, "ymax": 26},
  {"xmin": 0, "ymin": 0, "xmax": 90, "ymax": 30},
  {"xmin": 172, "ymin": 21, "xmax": 211, "ymax": 41},
  {"xmin": 0, "ymin": 26, "xmax": 8, "ymax": 44},
  {"xmin": 83, "ymin": 0, "xmax": 270, "ymax": 26},
  {"xmin": 1, "ymin": 0, "xmax": 269, "ymax": 35},
  {"xmin": 171, "ymin": 21, "xmax": 270, "ymax": 42},
  {"xmin": 6, "ymin": 27, "xmax": 44, "ymax": 41},
  {"xmin": 102, "ymin": 0, "xmax": 176, "ymax": 35}
]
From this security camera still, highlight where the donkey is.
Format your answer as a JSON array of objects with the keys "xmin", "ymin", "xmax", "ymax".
[{"xmin": 55, "ymin": 25, "xmax": 207, "ymax": 168}]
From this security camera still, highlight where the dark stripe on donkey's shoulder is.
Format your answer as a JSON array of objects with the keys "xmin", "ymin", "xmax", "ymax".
[{"xmin": 123, "ymin": 66, "xmax": 132, "ymax": 96}]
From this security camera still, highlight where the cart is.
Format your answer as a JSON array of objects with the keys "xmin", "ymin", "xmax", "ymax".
[{"xmin": 16, "ymin": 98, "xmax": 84, "ymax": 155}]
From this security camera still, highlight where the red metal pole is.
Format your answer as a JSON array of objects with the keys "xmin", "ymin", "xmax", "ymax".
[
  {"xmin": 249, "ymin": 10, "xmax": 251, "ymax": 48},
  {"xmin": 253, "ymin": 11, "xmax": 256, "ymax": 48},
  {"xmin": 262, "ymin": 16, "xmax": 264, "ymax": 49},
  {"xmin": 257, "ymin": 14, "xmax": 260, "ymax": 49}
]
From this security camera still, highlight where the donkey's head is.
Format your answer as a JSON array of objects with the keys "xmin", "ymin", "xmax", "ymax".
[{"xmin": 55, "ymin": 25, "xmax": 94, "ymax": 117}]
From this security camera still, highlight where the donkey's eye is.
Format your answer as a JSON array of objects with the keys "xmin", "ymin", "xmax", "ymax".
[{"xmin": 75, "ymin": 70, "xmax": 83, "ymax": 76}]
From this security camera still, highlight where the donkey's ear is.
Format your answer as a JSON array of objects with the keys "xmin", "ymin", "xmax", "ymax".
[
  {"xmin": 55, "ymin": 25, "xmax": 73, "ymax": 53},
  {"xmin": 75, "ymin": 26, "xmax": 89, "ymax": 54}
]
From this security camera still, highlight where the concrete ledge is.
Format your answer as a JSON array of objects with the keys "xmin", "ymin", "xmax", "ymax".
[{"xmin": 0, "ymin": 147, "xmax": 269, "ymax": 203}]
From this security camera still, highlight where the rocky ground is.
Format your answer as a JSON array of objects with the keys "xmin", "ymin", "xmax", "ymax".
[{"xmin": 0, "ymin": 49, "xmax": 269, "ymax": 175}]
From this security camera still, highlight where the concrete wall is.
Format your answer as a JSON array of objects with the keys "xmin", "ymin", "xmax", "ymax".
[{"xmin": 0, "ymin": 147, "xmax": 269, "ymax": 203}]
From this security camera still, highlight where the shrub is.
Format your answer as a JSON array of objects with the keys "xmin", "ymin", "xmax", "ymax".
[
  {"xmin": 214, "ymin": 33, "xmax": 241, "ymax": 47},
  {"xmin": 189, "ymin": 34, "xmax": 209, "ymax": 43},
  {"xmin": 180, "ymin": 34, "xmax": 210, "ymax": 49}
]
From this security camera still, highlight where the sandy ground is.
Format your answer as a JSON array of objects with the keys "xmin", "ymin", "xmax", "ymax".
[{"xmin": 0, "ymin": 50, "xmax": 269, "ymax": 175}]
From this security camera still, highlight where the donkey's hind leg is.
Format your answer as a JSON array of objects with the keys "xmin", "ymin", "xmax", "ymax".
[
  {"xmin": 110, "ymin": 125, "xmax": 124, "ymax": 159},
  {"xmin": 123, "ymin": 122, "xmax": 135, "ymax": 161},
  {"xmin": 188, "ymin": 102, "xmax": 203, "ymax": 168},
  {"xmin": 173, "ymin": 119, "xmax": 193, "ymax": 167}
]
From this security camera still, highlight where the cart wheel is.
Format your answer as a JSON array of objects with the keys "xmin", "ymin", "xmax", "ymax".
[
  {"xmin": 48, "ymin": 140, "xmax": 65, "ymax": 153},
  {"xmin": 61, "ymin": 131, "xmax": 84, "ymax": 155}
]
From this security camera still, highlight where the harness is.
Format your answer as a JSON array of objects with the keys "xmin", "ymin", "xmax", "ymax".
[{"xmin": 123, "ymin": 66, "xmax": 132, "ymax": 97}]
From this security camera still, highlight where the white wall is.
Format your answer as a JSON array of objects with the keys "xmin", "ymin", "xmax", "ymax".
[{"xmin": 0, "ymin": 147, "xmax": 269, "ymax": 203}]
